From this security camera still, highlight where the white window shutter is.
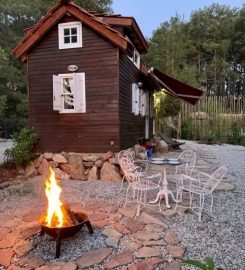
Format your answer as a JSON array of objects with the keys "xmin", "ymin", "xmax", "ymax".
[
  {"xmin": 132, "ymin": 84, "xmax": 136, "ymax": 113},
  {"xmin": 74, "ymin": 73, "xmax": 86, "ymax": 113},
  {"xmin": 140, "ymin": 90, "xmax": 146, "ymax": 116},
  {"xmin": 135, "ymin": 85, "xmax": 140, "ymax": 115},
  {"xmin": 53, "ymin": 75, "xmax": 61, "ymax": 111},
  {"xmin": 145, "ymin": 91, "xmax": 149, "ymax": 116},
  {"xmin": 132, "ymin": 83, "xmax": 138, "ymax": 115}
]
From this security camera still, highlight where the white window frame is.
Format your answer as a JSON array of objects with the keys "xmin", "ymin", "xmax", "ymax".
[
  {"xmin": 53, "ymin": 73, "xmax": 86, "ymax": 114},
  {"xmin": 132, "ymin": 83, "xmax": 140, "ymax": 115},
  {"xmin": 58, "ymin": 22, "xmax": 82, "ymax": 50},
  {"xmin": 133, "ymin": 49, "xmax": 140, "ymax": 69}
]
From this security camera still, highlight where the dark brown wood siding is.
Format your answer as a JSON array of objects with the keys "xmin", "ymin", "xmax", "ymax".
[
  {"xmin": 28, "ymin": 16, "xmax": 120, "ymax": 153},
  {"xmin": 119, "ymin": 53, "xmax": 145, "ymax": 149}
]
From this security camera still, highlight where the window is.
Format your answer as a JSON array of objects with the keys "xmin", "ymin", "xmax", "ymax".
[
  {"xmin": 53, "ymin": 73, "xmax": 86, "ymax": 113},
  {"xmin": 133, "ymin": 49, "xmax": 140, "ymax": 69},
  {"xmin": 58, "ymin": 22, "xmax": 82, "ymax": 49},
  {"xmin": 132, "ymin": 84, "xmax": 146, "ymax": 116}
]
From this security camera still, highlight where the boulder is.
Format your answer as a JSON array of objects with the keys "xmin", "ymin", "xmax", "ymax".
[
  {"xmin": 33, "ymin": 155, "xmax": 43, "ymax": 168},
  {"xmin": 95, "ymin": 159, "xmax": 104, "ymax": 168},
  {"xmin": 88, "ymin": 166, "xmax": 98, "ymax": 181},
  {"xmin": 100, "ymin": 162, "xmax": 121, "ymax": 182},
  {"xmin": 82, "ymin": 154, "xmax": 101, "ymax": 162},
  {"xmin": 25, "ymin": 162, "xmax": 37, "ymax": 178},
  {"xmin": 60, "ymin": 163, "xmax": 86, "ymax": 181},
  {"xmin": 48, "ymin": 161, "xmax": 59, "ymax": 168},
  {"xmin": 53, "ymin": 168, "xmax": 70, "ymax": 181},
  {"xmin": 102, "ymin": 151, "xmax": 114, "ymax": 161},
  {"xmin": 52, "ymin": 154, "xmax": 67, "ymax": 164},
  {"xmin": 83, "ymin": 161, "xmax": 94, "ymax": 168},
  {"xmin": 109, "ymin": 157, "xmax": 119, "ymax": 165},
  {"xmin": 67, "ymin": 153, "xmax": 83, "ymax": 165},
  {"xmin": 38, "ymin": 158, "xmax": 49, "ymax": 176},
  {"xmin": 43, "ymin": 153, "xmax": 54, "ymax": 160}
]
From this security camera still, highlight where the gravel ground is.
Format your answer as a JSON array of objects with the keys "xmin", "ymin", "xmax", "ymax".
[
  {"xmin": 0, "ymin": 139, "xmax": 13, "ymax": 164},
  {"xmin": 166, "ymin": 141, "xmax": 245, "ymax": 270}
]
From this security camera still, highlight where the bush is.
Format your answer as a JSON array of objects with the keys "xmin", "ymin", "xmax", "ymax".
[
  {"xmin": 183, "ymin": 257, "xmax": 224, "ymax": 270},
  {"xmin": 4, "ymin": 128, "xmax": 39, "ymax": 167}
]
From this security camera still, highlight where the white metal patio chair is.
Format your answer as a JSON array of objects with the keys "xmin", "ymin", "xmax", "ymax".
[
  {"xmin": 167, "ymin": 150, "xmax": 197, "ymax": 198},
  {"xmin": 123, "ymin": 163, "xmax": 162, "ymax": 216},
  {"xmin": 118, "ymin": 150, "xmax": 149, "ymax": 191},
  {"xmin": 177, "ymin": 165, "xmax": 228, "ymax": 221}
]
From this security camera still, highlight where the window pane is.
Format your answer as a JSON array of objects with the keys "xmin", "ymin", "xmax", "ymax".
[
  {"xmin": 64, "ymin": 28, "xmax": 70, "ymax": 36},
  {"xmin": 64, "ymin": 94, "xmax": 74, "ymax": 110},
  {"xmin": 64, "ymin": 36, "xmax": 70, "ymax": 44},
  {"xmin": 63, "ymin": 78, "xmax": 74, "ymax": 94},
  {"xmin": 71, "ymin": 27, "xmax": 77, "ymax": 35},
  {"xmin": 71, "ymin": 36, "xmax": 77, "ymax": 43}
]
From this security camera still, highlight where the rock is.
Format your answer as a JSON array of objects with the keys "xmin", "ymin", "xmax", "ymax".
[
  {"xmin": 88, "ymin": 166, "xmax": 98, "ymax": 181},
  {"xmin": 88, "ymin": 213, "xmax": 108, "ymax": 221},
  {"xmin": 113, "ymin": 223, "xmax": 130, "ymax": 235},
  {"xmin": 83, "ymin": 161, "xmax": 94, "ymax": 168},
  {"xmin": 110, "ymin": 213, "xmax": 122, "ymax": 222},
  {"xmin": 102, "ymin": 228, "xmax": 122, "ymax": 247},
  {"xmin": 135, "ymin": 247, "xmax": 162, "ymax": 258},
  {"xmin": 17, "ymin": 254, "xmax": 44, "ymax": 269},
  {"xmin": 48, "ymin": 161, "xmax": 59, "ymax": 168},
  {"xmin": 133, "ymin": 231, "xmax": 159, "ymax": 242},
  {"xmin": 0, "ymin": 250, "xmax": 14, "ymax": 267},
  {"xmin": 167, "ymin": 245, "xmax": 185, "ymax": 258},
  {"xmin": 60, "ymin": 163, "xmax": 86, "ymax": 181},
  {"xmin": 0, "ymin": 230, "xmax": 20, "ymax": 248},
  {"xmin": 36, "ymin": 262, "xmax": 77, "ymax": 270},
  {"xmin": 165, "ymin": 261, "xmax": 181, "ymax": 270},
  {"xmin": 128, "ymin": 257, "xmax": 164, "ymax": 270},
  {"xmin": 122, "ymin": 217, "xmax": 145, "ymax": 233},
  {"xmin": 82, "ymin": 154, "xmax": 100, "ymax": 162},
  {"xmin": 95, "ymin": 159, "xmax": 104, "ymax": 168},
  {"xmin": 52, "ymin": 154, "xmax": 67, "ymax": 164},
  {"xmin": 20, "ymin": 225, "xmax": 40, "ymax": 240},
  {"xmin": 105, "ymin": 251, "xmax": 133, "ymax": 269},
  {"xmin": 25, "ymin": 162, "xmax": 37, "ymax": 178},
  {"xmin": 164, "ymin": 231, "xmax": 180, "ymax": 245},
  {"xmin": 53, "ymin": 168, "xmax": 70, "ymax": 180},
  {"xmin": 13, "ymin": 239, "xmax": 33, "ymax": 257},
  {"xmin": 141, "ymin": 212, "xmax": 167, "ymax": 228},
  {"xmin": 102, "ymin": 151, "xmax": 114, "ymax": 161},
  {"xmin": 122, "ymin": 240, "xmax": 142, "ymax": 251},
  {"xmin": 43, "ymin": 153, "xmax": 54, "ymax": 160},
  {"xmin": 118, "ymin": 208, "xmax": 136, "ymax": 218},
  {"xmin": 144, "ymin": 224, "xmax": 164, "ymax": 233},
  {"xmin": 0, "ymin": 228, "xmax": 11, "ymax": 241},
  {"xmin": 7, "ymin": 265, "xmax": 26, "ymax": 270},
  {"xmin": 33, "ymin": 155, "xmax": 43, "ymax": 168},
  {"xmin": 109, "ymin": 157, "xmax": 119, "ymax": 165},
  {"xmin": 76, "ymin": 248, "xmax": 111, "ymax": 269},
  {"xmin": 38, "ymin": 158, "xmax": 49, "ymax": 176},
  {"xmin": 162, "ymin": 209, "xmax": 177, "ymax": 218},
  {"xmin": 100, "ymin": 162, "xmax": 121, "ymax": 182},
  {"xmin": 91, "ymin": 219, "xmax": 109, "ymax": 228},
  {"xmin": 216, "ymin": 182, "xmax": 234, "ymax": 191}
]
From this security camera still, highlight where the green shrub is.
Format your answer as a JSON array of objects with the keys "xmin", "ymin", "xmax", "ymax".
[
  {"xmin": 183, "ymin": 257, "xmax": 224, "ymax": 270},
  {"xmin": 4, "ymin": 128, "xmax": 39, "ymax": 167}
]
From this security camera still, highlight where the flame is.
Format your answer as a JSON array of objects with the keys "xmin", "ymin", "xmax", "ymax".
[{"xmin": 45, "ymin": 167, "xmax": 63, "ymax": 227}]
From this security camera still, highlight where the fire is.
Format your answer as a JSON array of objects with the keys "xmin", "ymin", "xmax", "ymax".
[{"xmin": 45, "ymin": 167, "xmax": 63, "ymax": 228}]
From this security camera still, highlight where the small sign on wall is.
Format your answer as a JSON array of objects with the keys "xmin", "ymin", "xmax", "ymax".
[{"xmin": 67, "ymin": 65, "xmax": 78, "ymax": 72}]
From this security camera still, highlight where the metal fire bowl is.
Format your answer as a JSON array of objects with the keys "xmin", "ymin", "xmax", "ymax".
[{"xmin": 39, "ymin": 212, "xmax": 90, "ymax": 239}]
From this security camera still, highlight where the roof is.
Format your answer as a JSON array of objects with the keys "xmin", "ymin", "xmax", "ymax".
[
  {"xmin": 12, "ymin": 0, "xmax": 134, "ymax": 61},
  {"xmin": 141, "ymin": 65, "xmax": 203, "ymax": 105},
  {"xmin": 97, "ymin": 14, "xmax": 148, "ymax": 54}
]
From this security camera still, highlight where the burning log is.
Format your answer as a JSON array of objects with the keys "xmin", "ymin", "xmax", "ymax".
[{"xmin": 61, "ymin": 203, "xmax": 79, "ymax": 226}]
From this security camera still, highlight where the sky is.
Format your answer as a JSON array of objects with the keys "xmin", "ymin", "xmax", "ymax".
[{"xmin": 112, "ymin": 0, "xmax": 245, "ymax": 38}]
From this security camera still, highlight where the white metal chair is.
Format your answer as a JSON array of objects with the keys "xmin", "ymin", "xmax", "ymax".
[
  {"xmin": 167, "ymin": 150, "xmax": 197, "ymax": 198},
  {"xmin": 177, "ymin": 166, "xmax": 228, "ymax": 221},
  {"xmin": 123, "ymin": 162, "xmax": 162, "ymax": 216},
  {"xmin": 118, "ymin": 150, "xmax": 148, "ymax": 191}
]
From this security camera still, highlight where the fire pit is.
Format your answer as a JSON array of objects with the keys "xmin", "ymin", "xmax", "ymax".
[{"xmin": 39, "ymin": 167, "xmax": 93, "ymax": 258}]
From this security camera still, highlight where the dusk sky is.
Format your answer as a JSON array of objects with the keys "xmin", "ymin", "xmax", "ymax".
[{"xmin": 112, "ymin": 0, "xmax": 245, "ymax": 38}]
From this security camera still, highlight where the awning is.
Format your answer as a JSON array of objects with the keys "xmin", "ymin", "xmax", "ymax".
[{"xmin": 142, "ymin": 66, "xmax": 204, "ymax": 105}]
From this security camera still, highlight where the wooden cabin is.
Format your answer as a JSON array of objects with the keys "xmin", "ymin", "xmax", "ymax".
[{"xmin": 12, "ymin": 0, "xmax": 203, "ymax": 153}]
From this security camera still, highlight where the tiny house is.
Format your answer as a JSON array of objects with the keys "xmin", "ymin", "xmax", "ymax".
[{"xmin": 12, "ymin": 0, "xmax": 203, "ymax": 153}]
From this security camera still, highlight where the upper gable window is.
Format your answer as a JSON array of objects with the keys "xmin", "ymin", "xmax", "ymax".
[{"xmin": 58, "ymin": 22, "xmax": 82, "ymax": 49}]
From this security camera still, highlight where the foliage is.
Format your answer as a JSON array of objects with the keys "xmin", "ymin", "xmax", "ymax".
[
  {"xmin": 183, "ymin": 257, "xmax": 224, "ymax": 270},
  {"xmin": 4, "ymin": 128, "xmax": 39, "ymax": 167}
]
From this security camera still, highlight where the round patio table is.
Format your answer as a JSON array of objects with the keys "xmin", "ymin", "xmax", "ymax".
[{"xmin": 149, "ymin": 158, "xmax": 184, "ymax": 209}]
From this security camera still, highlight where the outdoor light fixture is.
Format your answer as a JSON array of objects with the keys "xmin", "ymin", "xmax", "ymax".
[{"xmin": 138, "ymin": 82, "xmax": 143, "ymax": 88}]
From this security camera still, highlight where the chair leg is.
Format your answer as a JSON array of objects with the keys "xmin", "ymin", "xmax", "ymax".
[
  {"xmin": 120, "ymin": 175, "xmax": 125, "ymax": 191},
  {"xmin": 189, "ymin": 192, "xmax": 193, "ymax": 207},
  {"xmin": 124, "ymin": 184, "xmax": 131, "ymax": 208},
  {"xmin": 210, "ymin": 194, "xmax": 214, "ymax": 214},
  {"xmin": 136, "ymin": 190, "xmax": 143, "ymax": 216},
  {"xmin": 198, "ymin": 194, "xmax": 205, "ymax": 222}
]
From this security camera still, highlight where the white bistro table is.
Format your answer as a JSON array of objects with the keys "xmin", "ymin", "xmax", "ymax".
[{"xmin": 149, "ymin": 158, "xmax": 184, "ymax": 210}]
